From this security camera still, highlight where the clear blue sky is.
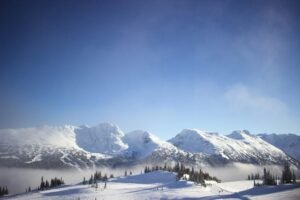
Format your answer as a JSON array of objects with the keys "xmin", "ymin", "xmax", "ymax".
[{"xmin": 0, "ymin": 0, "xmax": 299, "ymax": 139}]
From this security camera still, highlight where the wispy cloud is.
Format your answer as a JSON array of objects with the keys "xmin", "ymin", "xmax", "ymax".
[
  {"xmin": 224, "ymin": 84, "xmax": 287, "ymax": 116},
  {"xmin": 223, "ymin": 84, "xmax": 300, "ymax": 133}
]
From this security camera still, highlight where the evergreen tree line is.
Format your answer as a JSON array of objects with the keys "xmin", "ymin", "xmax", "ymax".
[
  {"xmin": 123, "ymin": 170, "xmax": 132, "ymax": 176},
  {"xmin": 281, "ymin": 162, "xmax": 297, "ymax": 184},
  {"xmin": 249, "ymin": 168, "xmax": 279, "ymax": 186},
  {"xmin": 83, "ymin": 170, "xmax": 114, "ymax": 185},
  {"xmin": 247, "ymin": 173, "xmax": 260, "ymax": 180},
  {"xmin": 25, "ymin": 186, "xmax": 31, "ymax": 193},
  {"xmin": 0, "ymin": 186, "xmax": 8, "ymax": 197},
  {"xmin": 262, "ymin": 168, "xmax": 277, "ymax": 186},
  {"xmin": 38, "ymin": 176, "xmax": 64, "ymax": 190},
  {"xmin": 248, "ymin": 162, "xmax": 297, "ymax": 186},
  {"xmin": 144, "ymin": 163, "xmax": 221, "ymax": 186}
]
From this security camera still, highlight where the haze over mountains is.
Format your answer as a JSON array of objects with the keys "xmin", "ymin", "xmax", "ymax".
[{"xmin": 0, "ymin": 123, "xmax": 299, "ymax": 170}]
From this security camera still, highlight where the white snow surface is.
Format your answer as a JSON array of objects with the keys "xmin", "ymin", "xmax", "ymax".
[{"xmin": 3, "ymin": 171, "xmax": 300, "ymax": 200}]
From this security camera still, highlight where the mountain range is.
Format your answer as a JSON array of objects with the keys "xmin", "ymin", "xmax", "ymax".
[
  {"xmin": 0, "ymin": 123, "xmax": 299, "ymax": 170},
  {"xmin": 258, "ymin": 133, "xmax": 300, "ymax": 161}
]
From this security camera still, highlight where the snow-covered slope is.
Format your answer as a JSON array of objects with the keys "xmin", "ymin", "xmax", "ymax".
[
  {"xmin": 3, "ymin": 171, "xmax": 300, "ymax": 200},
  {"xmin": 168, "ymin": 129, "xmax": 218, "ymax": 154},
  {"xmin": 258, "ymin": 133, "xmax": 300, "ymax": 161},
  {"xmin": 169, "ymin": 129, "xmax": 292, "ymax": 165},
  {"xmin": 123, "ymin": 130, "xmax": 182, "ymax": 159},
  {"xmin": 121, "ymin": 130, "xmax": 196, "ymax": 166},
  {"xmin": 75, "ymin": 123, "xmax": 128, "ymax": 155}
]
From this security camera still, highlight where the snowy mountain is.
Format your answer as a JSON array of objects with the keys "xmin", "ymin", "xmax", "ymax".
[
  {"xmin": 169, "ymin": 129, "xmax": 297, "ymax": 166},
  {"xmin": 0, "ymin": 123, "xmax": 190, "ymax": 169},
  {"xmin": 123, "ymin": 130, "xmax": 184, "ymax": 159},
  {"xmin": 0, "ymin": 123, "xmax": 299, "ymax": 169},
  {"xmin": 0, "ymin": 125, "xmax": 112, "ymax": 169},
  {"xmin": 122, "ymin": 130, "xmax": 199, "ymax": 166},
  {"xmin": 258, "ymin": 133, "xmax": 300, "ymax": 161},
  {"xmin": 75, "ymin": 123, "xmax": 128, "ymax": 155}
]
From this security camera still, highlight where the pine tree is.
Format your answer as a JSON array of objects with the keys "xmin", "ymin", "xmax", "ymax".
[
  {"xmin": 93, "ymin": 174, "xmax": 97, "ymax": 183},
  {"xmin": 292, "ymin": 170, "xmax": 296, "ymax": 184},
  {"xmin": 263, "ymin": 168, "xmax": 266, "ymax": 184},
  {"xmin": 94, "ymin": 171, "xmax": 102, "ymax": 181},
  {"xmin": 174, "ymin": 163, "xmax": 180, "ymax": 172},
  {"xmin": 51, "ymin": 179, "xmax": 54, "ymax": 187},
  {"xmin": 40, "ymin": 176, "xmax": 45, "ymax": 190},
  {"xmin": 281, "ymin": 161, "xmax": 292, "ymax": 184},
  {"xmin": 45, "ymin": 180, "xmax": 49, "ymax": 188},
  {"xmin": 103, "ymin": 174, "xmax": 108, "ymax": 181},
  {"xmin": 0, "ymin": 186, "xmax": 11, "ymax": 196},
  {"xmin": 260, "ymin": 168, "xmax": 276, "ymax": 185},
  {"xmin": 89, "ymin": 174, "xmax": 94, "ymax": 185}
]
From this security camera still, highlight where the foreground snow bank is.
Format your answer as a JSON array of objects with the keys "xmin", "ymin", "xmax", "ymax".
[{"xmin": 3, "ymin": 171, "xmax": 300, "ymax": 200}]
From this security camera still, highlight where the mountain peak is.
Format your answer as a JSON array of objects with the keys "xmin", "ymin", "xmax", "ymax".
[
  {"xmin": 75, "ymin": 123, "xmax": 128, "ymax": 154},
  {"xmin": 123, "ymin": 130, "xmax": 168, "ymax": 158},
  {"xmin": 124, "ymin": 130, "xmax": 161, "ymax": 147},
  {"xmin": 168, "ymin": 129, "xmax": 216, "ymax": 154},
  {"xmin": 179, "ymin": 128, "xmax": 207, "ymax": 137},
  {"xmin": 227, "ymin": 130, "xmax": 252, "ymax": 140},
  {"xmin": 94, "ymin": 122, "xmax": 124, "ymax": 136}
]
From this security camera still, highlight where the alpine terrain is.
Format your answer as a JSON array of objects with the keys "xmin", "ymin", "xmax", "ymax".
[{"xmin": 0, "ymin": 123, "xmax": 299, "ymax": 170}]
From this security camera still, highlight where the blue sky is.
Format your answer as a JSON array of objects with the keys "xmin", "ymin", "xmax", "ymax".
[{"xmin": 0, "ymin": 0, "xmax": 299, "ymax": 139}]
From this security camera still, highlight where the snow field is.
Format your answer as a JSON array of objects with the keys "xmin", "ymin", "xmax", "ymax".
[{"xmin": 3, "ymin": 171, "xmax": 300, "ymax": 200}]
